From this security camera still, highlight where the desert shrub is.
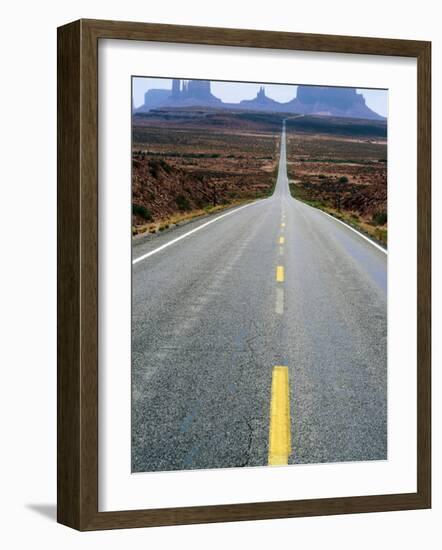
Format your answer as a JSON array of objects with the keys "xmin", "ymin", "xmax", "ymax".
[
  {"xmin": 132, "ymin": 203, "xmax": 152, "ymax": 220},
  {"xmin": 374, "ymin": 228, "xmax": 388, "ymax": 245},
  {"xmin": 339, "ymin": 176, "xmax": 349, "ymax": 183},
  {"xmin": 149, "ymin": 163, "xmax": 160, "ymax": 178},
  {"xmin": 175, "ymin": 194, "xmax": 191, "ymax": 211},
  {"xmin": 159, "ymin": 159, "xmax": 172, "ymax": 174},
  {"xmin": 318, "ymin": 174, "xmax": 326, "ymax": 179},
  {"xmin": 195, "ymin": 197, "xmax": 208, "ymax": 208},
  {"xmin": 372, "ymin": 211, "xmax": 387, "ymax": 226}
]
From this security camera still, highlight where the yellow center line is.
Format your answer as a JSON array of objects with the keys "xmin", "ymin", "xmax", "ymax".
[
  {"xmin": 279, "ymin": 236, "xmax": 285, "ymax": 245},
  {"xmin": 268, "ymin": 366, "xmax": 291, "ymax": 465},
  {"xmin": 276, "ymin": 265, "xmax": 285, "ymax": 282},
  {"xmin": 281, "ymin": 222, "xmax": 286, "ymax": 228}
]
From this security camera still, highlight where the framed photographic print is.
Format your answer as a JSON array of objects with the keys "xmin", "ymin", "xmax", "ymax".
[{"xmin": 57, "ymin": 19, "xmax": 431, "ymax": 530}]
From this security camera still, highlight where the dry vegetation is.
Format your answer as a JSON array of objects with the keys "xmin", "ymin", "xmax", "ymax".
[
  {"xmin": 132, "ymin": 108, "xmax": 388, "ymax": 245},
  {"xmin": 132, "ymin": 111, "xmax": 280, "ymax": 235},
  {"xmin": 286, "ymin": 131, "xmax": 388, "ymax": 245}
]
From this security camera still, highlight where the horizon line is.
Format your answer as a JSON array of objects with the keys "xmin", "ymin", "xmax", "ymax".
[{"xmin": 132, "ymin": 78, "xmax": 387, "ymax": 118}]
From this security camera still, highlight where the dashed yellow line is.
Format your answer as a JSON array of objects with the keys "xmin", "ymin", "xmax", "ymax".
[
  {"xmin": 276, "ymin": 265, "xmax": 285, "ymax": 282},
  {"xmin": 268, "ymin": 366, "xmax": 291, "ymax": 465},
  {"xmin": 279, "ymin": 236, "xmax": 285, "ymax": 245},
  {"xmin": 281, "ymin": 222, "xmax": 286, "ymax": 228}
]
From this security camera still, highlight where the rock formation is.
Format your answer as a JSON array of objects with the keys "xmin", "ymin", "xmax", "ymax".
[
  {"xmin": 135, "ymin": 79, "xmax": 221, "ymax": 112},
  {"xmin": 135, "ymin": 89, "xmax": 172, "ymax": 113},
  {"xmin": 284, "ymin": 86, "xmax": 383, "ymax": 120},
  {"xmin": 134, "ymin": 80, "xmax": 385, "ymax": 120},
  {"xmin": 239, "ymin": 86, "xmax": 283, "ymax": 111}
]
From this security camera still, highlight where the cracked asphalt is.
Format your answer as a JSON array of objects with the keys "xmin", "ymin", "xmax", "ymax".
[{"xmin": 131, "ymin": 124, "xmax": 387, "ymax": 472}]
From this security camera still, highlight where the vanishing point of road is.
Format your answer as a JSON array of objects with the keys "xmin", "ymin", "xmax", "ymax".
[{"xmin": 131, "ymin": 122, "xmax": 387, "ymax": 472}]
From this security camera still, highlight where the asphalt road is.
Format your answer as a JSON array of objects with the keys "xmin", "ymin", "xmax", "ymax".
[{"xmin": 131, "ymin": 123, "xmax": 387, "ymax": 472}]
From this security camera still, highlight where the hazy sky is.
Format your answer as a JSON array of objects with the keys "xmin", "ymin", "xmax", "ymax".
[{"xmin": 132, "ymin": 77, "xmax": 388, "ymax": 118}]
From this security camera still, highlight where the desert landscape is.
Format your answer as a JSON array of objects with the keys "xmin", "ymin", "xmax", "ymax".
[
  {"xmin": 132, "ymin": 108, "xmax": 387, "ymax": 245},
  {"xmin": 131, "ymin": 80, "xmax": 388, "ymax": 474},
  {"xmin": 132, "ymin": 109, "xmax": 282, "ymax": 235},
  {"xmin": 285, "ymin": 115, "xmax": 388, "ymax": 244}
]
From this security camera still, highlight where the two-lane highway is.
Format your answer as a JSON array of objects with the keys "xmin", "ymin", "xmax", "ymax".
[{"xmin": 131, "ymin": 122, "xmax": 387, "ymax": 472}]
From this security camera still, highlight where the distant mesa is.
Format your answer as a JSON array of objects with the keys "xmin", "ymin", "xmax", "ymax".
[
  {"xmin": 136, "ymin": 89, "xmax": 171, "ymax": 112},
  {"xmin": 239, "ymin": 86, "xmax": 281, "ymax": 111},
  {"xmin": 287, "ymin": 86, "xmax": 383, "ymax": 120},
  {"xmin": 134, "ymin": 80, "xmax": 385, "ymax": 120},
  {"xmin": 136, "ymin": 79, "xmax": 221, "ymax": 112}
]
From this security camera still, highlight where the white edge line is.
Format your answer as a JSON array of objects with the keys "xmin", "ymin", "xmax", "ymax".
[
  {"xmin": 320, "ymin": 209, "xmax": 388, "ymax": 255},
  {"xmin": 133, "ymin": 201, "xmax": 258, "ymax": 264},
  {"xmin": 297, "ymin": 199, "xmax": 388, "ymax": 255}
]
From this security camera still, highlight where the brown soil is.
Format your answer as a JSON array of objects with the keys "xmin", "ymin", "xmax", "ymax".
[
  {"xmin": 287, "ymin": 133, "xmax": 387, "ymax": 222},
  {"xmin": 131, "ymin": 108, "xmax": 388, "ymax": 240},
  {"xmin": 132, "ymin": 119, "xmax": 279, "ymax": 228}
]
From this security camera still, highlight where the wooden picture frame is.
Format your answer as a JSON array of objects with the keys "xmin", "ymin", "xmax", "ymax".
[{"xmin": 57, "ymin": 18, "xmax": 431, "ymax": 530}]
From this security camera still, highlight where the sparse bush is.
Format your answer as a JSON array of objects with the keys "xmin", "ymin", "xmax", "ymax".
[
  {"xmin": 318, "ymin": 174, "xmax": 326, "ymax": 179},
  {"xmin": 175, "ymin": 194, "xmax": 191, "ymax": 211},
  {"xmin": 195, "ymin": 198, "xmax": 208, "ymax": 208},
  {"xmin": 372, "ymin": 211, "xmax": 387, "ymax": 226},
  {"xmin": 132, "ymin": 203, "xmax": 152, "ymax": 220},
  {"xmin": 374, "ymin": 228, "xmax": 388, "ymax": 245},
  {"xmin": 339, "ymin": 176, "xmax": 349, "ymax": 183},
  {"xmin": 159, "ymin": 159, "xmax": 172, "ymax": 174},
  {"xmin": 149, "ymin": 163, "xmax": 160, "ymax": 177}
]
